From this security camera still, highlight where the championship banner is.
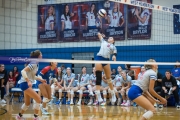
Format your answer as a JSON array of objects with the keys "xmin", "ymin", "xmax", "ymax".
[{"xmin": 127, "ymin": 0, "xmax": 152, "ymax": 39}]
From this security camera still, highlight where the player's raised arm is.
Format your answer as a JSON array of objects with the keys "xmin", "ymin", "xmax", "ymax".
[{"xmin": 97, "ymin": 32, "xmax": 105, "ymax": 41}]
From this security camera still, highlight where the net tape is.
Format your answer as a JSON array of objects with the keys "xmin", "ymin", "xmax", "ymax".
[{"xmin": 109, "ymin": 0, "xmax": 180, "ymax": 14}]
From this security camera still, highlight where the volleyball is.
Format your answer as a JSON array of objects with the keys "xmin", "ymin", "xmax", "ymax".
[{"xmin": 98, "ymin": 9, "xmax": 107, "ymax": 18}]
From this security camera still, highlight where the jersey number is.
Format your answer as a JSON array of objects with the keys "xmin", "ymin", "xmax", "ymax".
[{"xmin": 113, "ymin": 16, "xmax": 116, "ymax": 19}]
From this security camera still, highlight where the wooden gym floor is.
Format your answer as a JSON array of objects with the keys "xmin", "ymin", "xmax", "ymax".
[{"xmin": 0, "ymin": 101, "xmax": 180, "ymax": 120}]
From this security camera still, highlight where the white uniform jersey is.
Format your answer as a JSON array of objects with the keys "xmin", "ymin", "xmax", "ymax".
[
  {"xmin": 63, "ymin": 73, "xmax": 75, "ymax": 87},
  {"xmin": 78, "ymin": 74, "xmax": 90, "ymax": 86},
  {"xmin": 45, "ymin": 16, "xmax": 55, "ymax": 30},
  {"xmin": 114, "ymin": 74, "xmax": 122, "ymax": 86},
  {"xmin": 120, "ymin": 75, "xmax": 132, "ymax": 87},
  {"xmin": 90, "ymin": 74, "xmax": 96, "ymax": 86},
  {"xmin": 135, "ymin": 69, "xmax": 157, "ymax": 92},
  {"xmin": 97, "ymin": 39, "xmax": 117, "ymax": 59},
  {"xmin": 19, "ymin": 63, "xmax": 39, "ymax": 83},
  {"xmin": 108, "ymin": 10, "xmax": 123, "ymax": 27},
  {"xmin": 139, "ymin": 8, "xmax": 150, "ymax": 26},
  {"xmin": 86, "ymin": 12, "xmax": 96, "ymax": 26},
  {"xmin": 61, "ymin": 14, "xmax": 72, "ymax": 29}
]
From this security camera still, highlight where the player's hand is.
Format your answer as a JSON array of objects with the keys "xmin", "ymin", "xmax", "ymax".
[
  {"xmin": 27, "ymin": 81, "xmax": 32, "ymax": 87},
  {"xmin": 101, "ymin": 33, "xmax": 106, "ymax": 38},
  {"xmin": 159, "ymin": 98, "xmax": 167, "ymax": 104},
  {"xmin": 112, "ymin": 55, "xmax": 116, "ymax": 61},
  {"xmin": 164, "ymin": 89, "xmax": 167, "ymax": 93},
  {"xmin": 155, "ymin": 99, "xmax": 162, "ymax": 104}
]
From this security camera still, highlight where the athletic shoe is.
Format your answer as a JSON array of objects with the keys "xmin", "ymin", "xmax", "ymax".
[
  {"xmin": 117, "ymin": 99, "xmax": 121, "ymax": 106},
  {"xmin": 55, "ymin": 100, "xmax": 61, "ymax": 105},
  {"xmin": 0, "ymin": 99, "xmax": 6, "ymax": 104},
  {"xmin": 77, "ymin": 101, "xmax": 81, "ymax": 106},
  {"xmin": 124, "ymin": 102, "xmax": 130, "ymax": 107},
  {"xmin": 176, "ymin": 104, "xmax": 180, "ymax": 108},
  {"xmin": 66, "ymin": 101, "xmax": 70, "ymax": 105},
  {"xmin": 158, "ymin": 104, "xmax": 163, "ymax": 108},
  {"xmin": 87, "ymin": 101, "xmax": 93, "ymax": 106},
  {"xmin": 121, "ymin": 102, "xmax": 126, "ymax": 106},
  {"xmin": 16, "ymin": 115, "xmax": 25, "ymax": 120},
  {"xmin": 70, "ymin": 101, "xmax": 74, "ymax": 105},
  {"xmin": 154, "ymin": 103, "xmax": 157, "ymax": 107},
  {"xmin": 133, "ymin": 102, "xmax": 137, "ymax": 107},
  {"xmin": 41, "ymin": 108, "xmax": 50, "ymax": 115},
  {"xmin": 93, "ymin": 100, "xmax": 99, "ymax": 106},
  {"xmin": 100, "ymin": 101, "xmax": 106, "ymax": 106},
  {"xmin": 48, "ymin": 100, "xmax": 53, "ymax": 105},
  {"xmin": 5, "ymin": 93, "xmax": 9, "ymax": 97},
  {"xmin": 33, "ymin": 117, "xmax": 40, "ymax": 120}
]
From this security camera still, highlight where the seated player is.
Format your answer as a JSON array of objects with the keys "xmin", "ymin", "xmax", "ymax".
[
  {"xmin": 71, "ymin": 66, "xmax": 90, "ymax": 105},
  {"xmin": 120, "ymin": 70, "xmax": 132, "ymax": 107},
  {"xmin": 111, "ymin": 70, "xmax": 122, "ymax": 105},
  {"xmin": 87, "ymin": 67, "xmax": 96, "ymax": 105},
  {"xmin": 63, "ymin": 67, "xmax": 75, "ymax": 105},
  {"xmin": 50, "ymin": 67, "xmax": 64, "ymax": 105}
]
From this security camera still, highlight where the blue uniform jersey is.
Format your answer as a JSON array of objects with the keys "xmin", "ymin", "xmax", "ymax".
[{"xmin": 38, "ymin": 66, "xmax": 57, "ymax": 84}]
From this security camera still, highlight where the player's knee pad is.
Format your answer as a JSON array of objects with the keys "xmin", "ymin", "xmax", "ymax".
[
  {"xmin": 43, "ymin": 97, "xmax": 50, "ymax": 103},
  {"xmin": 87, "ymin": 85, "xmax": 91, "ymax": 88},
  {"xmin": 114, "ymin": 88, "xmax": 117, "ymax": 93},
  {"xmin": 96, "ymin": 71, "xmax": 102, "ymax": 85},
  {"xmin": 51, "ymin": 84, "xmax": 55, "ymax": 89},
  {"xmin": 33, "ymin": 102, "xmax": 40, "ymax": 110},
  {"xmin": 59, "ymin": 89, "xmax": 62, "ymax": 92},
  {"xmin": 70, "ymin": 90, "xmax": 74, "ymax": 95},
  {"xmin": 107, "ymin": 79, "xmax": 112, "ymax": 84},
  {"xmin": 79, "ymin": 90, "xmax": 83, "ymax": 94},
  {"xmin": 103, "ymin": 90, "xmax": 107, "ymax": 95},
  {"xmin": 142, "ymin": 111, "xmax": 154, "ymax": 120},
  {"xmin": 21, "ymin": 103, "xmax": 29, "ymax": 111},
  {"xmin": 108, "ymin": 88, "xmax": 111, "ymax": 93},
  {"xmin": 95, "ymin": 90, "xmax": 100, "ymax": 95}
]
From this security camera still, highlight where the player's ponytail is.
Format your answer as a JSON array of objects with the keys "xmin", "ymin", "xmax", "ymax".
[{"xmin": 30, "ymin": 50, "xmax": 41, "ymax": 58}]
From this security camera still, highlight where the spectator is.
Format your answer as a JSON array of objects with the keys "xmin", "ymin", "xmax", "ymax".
[
  {"xmin": 0, "ymin": 64, "xmax": 8, "ymax": 104},
  {"xmin": 13, "ymin": 66, "xmax": 19, "ymax": 83},
  {"xmin": 5, "ymin": 71, "xmax": 16, "ymax": 96},
  {"xmin": 128, "ymin": 70, "xmax": 135, "ymax": 80},
  {"xmin": 125, "ymin": 64, "xmax": 131, "ymax": 74},
  {"xmin": 159, "ymin": 70, "xmax": 180, "ymax": 108},
  {"xmin": 154, "ymin": 71, "xmax": 163, "ymax": 93},
  {"xmin": 111, "ymin": 68, "xmax": 116, "ymax": 80},
  {"xmin": 171, "ymin": 61, "xmax": 180, "ymax": 81},
  {"xmin": 61, "ymin": 64, "xmax": 66, "ymax": 75},
  {"xmin": 137, "ymin": 66, "xmax": 146, "ymax": 80}
]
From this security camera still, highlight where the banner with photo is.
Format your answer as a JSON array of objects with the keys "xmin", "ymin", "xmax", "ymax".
[
  {"xmin": 37, "ymin": 1, "xmax": 126, "ymax": 43},
  {"xmin": 127, "ymin": 0, "xmax": 152, "ymax": 39}
]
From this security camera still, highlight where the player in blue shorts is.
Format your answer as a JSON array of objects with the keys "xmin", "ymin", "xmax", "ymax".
[
  {"xmin": 128, "ymin": 59, "xmax": 167, "ymax": 120},
  {"xmin": 16, "ymin": 50, "xmax": 45, "ymax": 120},
  {"xmin": 95, "ymin": 32, "xmax": 117, "ymax": 105}
]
